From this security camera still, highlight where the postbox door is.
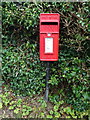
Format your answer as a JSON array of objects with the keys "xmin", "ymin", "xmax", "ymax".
[{"xmin": 40, "ymin": 33, "xmax": 59, "ymax": 61}]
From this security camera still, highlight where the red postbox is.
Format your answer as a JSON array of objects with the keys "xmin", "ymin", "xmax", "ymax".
[{"xmin": 40, "ymin": 13, "xmax": 60, "ymax": 61}]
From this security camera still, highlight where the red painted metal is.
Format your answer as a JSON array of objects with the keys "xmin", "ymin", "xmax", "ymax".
[{"xmin": 40, "ymin": 13, "xmax": 60, "ymax": 61}]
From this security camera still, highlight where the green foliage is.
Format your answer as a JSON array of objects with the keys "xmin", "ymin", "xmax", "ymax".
[
  {"xmin": 2, "ymin": 41, "xmax": 46, "ymax": 96},
  {"xmin": 0, "ymin": 102, "xmax": 2, "ymax": 109},
  {"xmin": 49, "ymin": 95, "xmax": 60, "ymax": 104},
  {"xmin": 2, "ymin": 2, "xmax": 90, "ymax": 118},
  {"xmin": 0, "ymin": 89, "xmax": 32, "ymax": 117},
  {"xmin": 21, "ymin": 105, "xmax": 32, "ymax": 116},
  {"xmin": 49, "ymin": 99, "xmax": 89, "ymax": 118},
  {"xmin": 1, "ymin": 87, "xmax": 89, "ymax": 118},
  {"xmin": 0, "ymin": 91, "xmax": 13, "ymax": 107}
]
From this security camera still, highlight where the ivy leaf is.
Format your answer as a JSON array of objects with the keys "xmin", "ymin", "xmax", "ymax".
[{"xmin": 0, "ymin": 103, "xmax": 2, "ymax": 109}]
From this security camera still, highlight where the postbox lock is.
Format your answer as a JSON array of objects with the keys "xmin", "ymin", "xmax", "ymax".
[{"xmin": 47, "ymin": 33, "xmax": 51, "ymax": 36}]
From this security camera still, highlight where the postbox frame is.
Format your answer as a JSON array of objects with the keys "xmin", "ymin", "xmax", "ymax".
[{"xmin": 40, "ymin": 13, "xmax": 60, "ymax": 61}]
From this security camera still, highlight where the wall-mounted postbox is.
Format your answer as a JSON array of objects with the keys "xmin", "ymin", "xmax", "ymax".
[{"xmin": 40, "ymin": 13, "xmax": 60, "ymax": 61}]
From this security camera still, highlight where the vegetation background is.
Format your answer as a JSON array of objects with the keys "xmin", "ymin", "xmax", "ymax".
[{"xmin": 1, "ymin": 2, "xmax": 90, "ymax": 118}]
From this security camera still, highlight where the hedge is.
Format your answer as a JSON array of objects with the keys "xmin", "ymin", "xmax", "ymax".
[{"xmin": 2, "ymin": 2, "xmax": 90, "ymax": 112}]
